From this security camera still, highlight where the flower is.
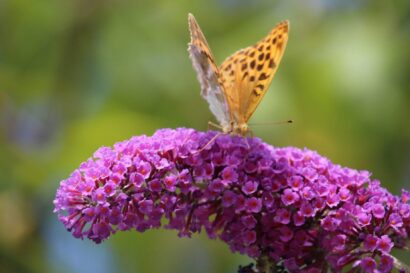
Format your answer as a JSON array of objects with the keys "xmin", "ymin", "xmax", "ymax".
[
  {"xmin": 242, "ymin": 181, "xmax": 258, "ymax": 195},
  {"xmin": 379, "ymin": 255, "xmax": 394, "ymax": 273},
  {"xmin": 377, "ymin": 235, "xmax": 393, "ymax": 253},
  {"xmin": 363, "ymin": 235, "xmax": 378, "ymax": 252},
  {"xmin": 359, "ymin": 257, "xmax": 377, "ymax": 273},
  {"xmin": 54, "ymin": 128, "xmax": 410, "ymax": 272}
]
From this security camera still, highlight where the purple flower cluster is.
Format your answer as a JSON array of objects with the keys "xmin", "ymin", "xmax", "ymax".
[{"xmin": 54, "ymin": 128, "xmax": 410, "ymax": 273}]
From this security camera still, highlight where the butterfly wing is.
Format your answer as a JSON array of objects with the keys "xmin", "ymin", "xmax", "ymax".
[
  {"xmin": 188, "ymin": 14, "xmax": 231, "ymax": 128},
  {"xmin": 219, "ymin": 20, "xmax": 289, "ymax": 124}
]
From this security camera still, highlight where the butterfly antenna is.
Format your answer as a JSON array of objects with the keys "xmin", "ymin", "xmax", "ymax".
[
  {"xmin": 193, "ymin": 132, "xmax": 223, "ymax": 154},
  {"xmin": 249, "ymin": 119, "xmax": 293, "ymax": 126}
]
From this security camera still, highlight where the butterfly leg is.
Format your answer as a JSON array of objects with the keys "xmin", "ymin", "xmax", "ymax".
[
  {"xmin": 208, "ymin": 121, "xmax": 223, "ymax": 131},
  {"xmin": 243, "ymin": 137, "xmax": 250, "ymax": 149},
  {"xmin": 193, "ymin": 132, "xmax": 223, "ymax": 154},
  {"xmin": 242, "ymin": 129, "xmax": 253, "ymax": 149}
]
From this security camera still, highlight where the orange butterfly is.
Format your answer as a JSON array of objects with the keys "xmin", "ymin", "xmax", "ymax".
[{"xmin": 188, "ymin": 13, "xmax": 289, "ymax": 136}]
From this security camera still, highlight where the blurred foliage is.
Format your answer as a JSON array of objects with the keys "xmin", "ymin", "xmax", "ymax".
[{"xmin": 0, "ymin": 0, "xmax": 409, "ymax": 272}]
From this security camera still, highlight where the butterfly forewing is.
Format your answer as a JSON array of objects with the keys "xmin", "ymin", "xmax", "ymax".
[
  {"xmin": 187, "ymin": 14, "xmax": 231, "ymax": 129},
  {"xmin": 219, "ymin": 20, "xmax": 289, "ymax": 124}
]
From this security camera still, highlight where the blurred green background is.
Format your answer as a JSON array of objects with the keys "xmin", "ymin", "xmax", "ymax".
[{"xmin": 0, "ymin": 0, "xmax": 409, "ymax": 272}]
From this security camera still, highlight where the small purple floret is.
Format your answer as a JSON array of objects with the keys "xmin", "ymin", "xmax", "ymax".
[
  {"xmin": 54, "ymin": 128, "xmax": 410, "ymax": 273},
  {"xmin": 360, "ymin": 257, "xmax": 377, "ymax": 273}
]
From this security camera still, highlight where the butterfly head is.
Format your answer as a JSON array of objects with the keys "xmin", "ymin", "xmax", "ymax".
[
  {"xmin": 237, "ymin": 122, "xmax": 249, "ymax": 136},
  {"xmin": 225, "ymin": 121, "xmax": 250, "ymax": 136}
]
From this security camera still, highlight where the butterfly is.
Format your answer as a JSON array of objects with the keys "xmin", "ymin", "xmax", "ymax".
[{"xmin": 188, "ymin": 13, "xmax": 289, "ymax": 136}]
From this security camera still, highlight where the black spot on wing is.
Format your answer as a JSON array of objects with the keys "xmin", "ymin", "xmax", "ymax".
[
  {"xmin": 258, "ymin": 73, "xmax": 267, "ymax": 80},
  {"xmin": 268, "ymin": 59, "xmax": 276, "ymax": 69},
  {"xmin": 252, "ymin": 85, "xmax": 264, "ymax": 96},
  {"xmin": 250, "ymin": 60, "xmax": 256, "ymax": 69},
  {"xmin": 252, "ymin": 90, "xmax": 261, "ymax": 96}
]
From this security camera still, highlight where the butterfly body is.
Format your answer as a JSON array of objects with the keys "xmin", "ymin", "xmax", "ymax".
[
  {"xmin": 223, "ymin": 121, "xmax": 249, "ymax": 136},
  {"xmin": 188, "ymin": 14, "xmax": 289, "ymax": 136}
]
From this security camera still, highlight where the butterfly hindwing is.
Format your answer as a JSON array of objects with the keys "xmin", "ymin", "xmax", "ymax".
[
  {"xmin": 219, "ymin": 20, "xmax": 289, "ymax": 124},
  {"xmin": 188, "ymin": 14, "xmax": 231, "ymax": 129}
]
